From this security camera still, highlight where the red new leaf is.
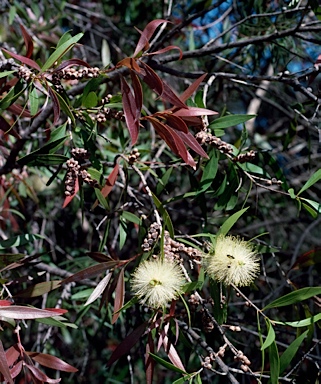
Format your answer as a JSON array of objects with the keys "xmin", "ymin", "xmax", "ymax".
[
  {"xmin": 0, "ymin": 341, "xmax": 13, "ymax": 384},
  {"xmin": 180, "ymin": 73, "xmax": 207, "ymax": 102},
  {"xmin": 173, "ymin": 106, "xmax": 218, "ymax": 117},
  {"xmin": 1, "ymin": 48, "xmax": 40, "ymax": 71},
  {"xmin": 133, "ymin": 19, "xmax": 168, "ymax": 57},
  {"xmin": 20, "ymin": 24, "xmax": 34, "ymax": 59},
  {"xmin": 25, "ymin": 363, "xmax": 61, "ymax": 383},
  {"xmin": 47, "ymin": 86, "xmax": 61, "ymax": 125},
  {"xmin": 111, "ymin": 268, "xmax": 125, "ymax": 324},
  {"xmin": 145, "ymin": 333, "xmax": 155, "ymax": 384},
  {"xmin": 0, "ymin": 306, "xmax": 63, "ymax": 320},
  {"xmin": 0, "ymin": 300, "xmax": 12, "ymax": 306},
  {"xmin": 61, "ymin": 261, "xmax": 118, "ymax": 285},
  {"xmin": 139, "ymin": 62, "xmax": 187, "ymax": 109},
  {"xmin": 120, "ymin": 75, "xmax": 140, "ymax": 145},
  {"xmin": 26, "ymin": 352, "xmax": 78, "ymax": 372},
  {"xmin": 176, "ymin": 130, "xmax": 208, "ymax": 158},
  {"xmin": 148, "ymin": 117, "xmax": 196, "ymax": 167},
  {"xmin": 107, "ymin": 322, "xmax": 148, "ymax": 367},
  {"xmin": 147, "ymin": 45, "xmax": 183, "ymax": 60},
  {"xmin": 5, "ymin": 345, "xmax": 20, "ymax": 367},
  {"xmin": 158, "ymin": 113, "xmax": 188, "ymax": 133}
]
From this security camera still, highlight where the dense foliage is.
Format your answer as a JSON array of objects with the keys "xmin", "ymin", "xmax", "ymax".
[{"xmin": 0, "ymin": 1, "xmax": 321, "ymax": 383}]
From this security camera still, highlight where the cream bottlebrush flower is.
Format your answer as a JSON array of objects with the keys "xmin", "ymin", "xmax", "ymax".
[
  {"xmin": 131, "ymin": 258, "xmax": 185, "ymax": 308},
  {"xmin": 206, "ymin": 235, "xmax": 260, "ymax": 287}
]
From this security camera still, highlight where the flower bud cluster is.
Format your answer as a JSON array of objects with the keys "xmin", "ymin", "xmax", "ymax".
[
  {"xmin": 234, "ymin": 350, "xmax": 251, "ymax": 371},
  {"xmin": 141, "ymin": 223, "xmax": 161, "ymax": 252},
  {"xmin": 18, "ymin": 66, "xmax": 35, "ymax": 82},
  {"xmin": 101, "ymin": 94, "xmax": 113, "ymax": 105},
  {"xmin": 0, "ymin": 58, "xmax": 16, "ymax": 71},
  {"xmin": 164, "ymin": 231, "xmax": 202, "ymax": 263},
  {"xmin": 64, "ymin": 148, "xmax": 98, "ymax": 196},
  {"xmin": 54, "ymin": 66, "xmax": 100, "ymax": 81},
  {"xmin": 65, "ymin": 158, "xmax": 80, "ymax": 196},
  {"xmin": 233, "ymin": 150, "xmax": 256, "ymax": 163},
  {"xmin": 202, "ymin": 353, "xmax": 215, "ymax": 369},
  {"xmin": 195, "ymin": 130, "xmax": 233, "ymax": 154},
  {"xmin": 93, "ymin": 107, "xmax": 125, "ymax": 123},
  {"xmin": 52, "ymin": 67, "xmax": 100, "ymax": 93},
  {"xmin": 128, "ymin": 148, "xmax": 140, "ymax": 164}
]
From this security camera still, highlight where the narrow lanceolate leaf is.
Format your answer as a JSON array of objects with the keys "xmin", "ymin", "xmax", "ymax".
[
  {"xmin": 160, "ymin": 328, "xmax": 186, "ymax": 373},
  {"xmin": 14, "ymin": 280, "xmax": 61, "ymax": 298},
  {"xmin": 261, "ymin": 321, "xmax": 276, "ymax": 351},
  {"xmin": 279, "ymin": 330, "xmax": 308, "ymax": 375},
  {"xmin": 84, "ymin": 272, "xmax": 112, "ymax": 306},
  {"xmin": 120, "ymin": 75, "xmax": 140, "ymax": 145},
  {"xmin": 268, "ymin": 341, "xmax": 280, "ymax": 384},
  {"xmin": 149, "ymin": 117, "xmax": 195, "ymax": 167},
  {"xmin": 147, "ymin": 45, "xmax": 183, "ymax": 60},
  {"xmin": 173, "ymin": 106, "xmax": 218, "ymax": 117},
  {"xmin": 41, "ymin": 33, "xmax": 83, "ymax": 72},
  {"xmin": 176, "ymin": 130, "xmax": 208, "ymax": 158},
  {"xmin": 61, "ymin": 261, "xmax": 118, "ymax": 285},
  {"xmin": 180, "ymin": 73, "xmax": 207, "ymax": 102},
  {"xmin": 298, "ymin": 169, "xmax": 321, "ymax": 195},
  {"xmin": 0, "ymin": 306, "xmax": 64, "ymax": 320},
  {"xmin": 1, "ymin": 48, "xmax": 41, "ymax": 70},
  {"xmin": 20, "ymin": 24, "xmax": 34, "ymax": 58},
  {"xmin": 25, "ymin": 363, "xmax": 61, "ymax": 383},
  {"xmin": 133, "ymin": 19, "xmax": 168, "ymax": 57},
  {"xmin": 218, "ymin": 207, "xmax": 249, "ymax": 237},
  {"xmin": 0, "ymin": 341, "xmax": 14, "ymax": 384},
  {"xmin": 92, "ymin": 163, "xmax": 119, "ymax": 210},
  {"xmin": 107, "ymin": 322, "xmax": 148, "ymax": 367},
  {"xmin": 146, "ymin": 333, "xmax": 155, "ymax": 384},
  {"xmin": 112, "ymin": 269, "xmax": 125, "ymax": 324},
  {"xmin": 47, "ymin": 87, "xmax": 61, "ymax": 125},
  {"xmin": 26, "ymin": 352, "xmax": 78, "ymax": 372},
  {"xmin": 263, "ymin": 287, "xmax": 321, "ymax": 310},
  {"xmin": 160, "ymin": 113, "xmax": 189, "ymax": 133}
]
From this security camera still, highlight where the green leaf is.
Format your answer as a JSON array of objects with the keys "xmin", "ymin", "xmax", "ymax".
[
  {"xmin": 29, "ymin": 87, "xmax": 39, "ymax": 116},
  {"xmin": 302, "ymin": 202, "xmax": 318, "ymax": 218},
  {"xmin": 197, "ymin": 150, "xmax": 218, "ymax": 194},
  {"xmin": 54, "ymin": 91, "xmax": 75, "ymax": 125},
  {"xmin": 279, "ymin": 330, "xmax": 308, "ymax": 375},
  {"xmin": 301, "ymin": 198, "xmax": 321, "ymax": 213},
  {"xmin": 71, "ymin": 288, "xmax": 94, "ymax": 300},
  {"xmin": 268, "ymin": 340, "xmax": 280, "ymax": 384},
  {"xmin": 82, "ymin": 91, "xmax": 98, "ymax": 108},
  {"xmin": 218, "ymin": 207, "xmax": 249, "ymax": 236},
  {"xmin": 209, "ymin": 280, "xmax": 227, "ymax": 324},
  {"xmin": 121, "ymin": 211, "xmax": 142, "ymax": 225},
  {"xmin": 288, "ymin": 188, "xmax": 296, "ymax": 199},
  {"xmin": 36, "ymin": 316, "xmax": 78, "ymax": 329},
  {"xmin": 151, "ymin": 192, "xmax": 174, "ymax": 238},
  {"xmin": 0, "ymin": 234, "xmax": 43, "ymax": 250},
  {"xmin": 156, "ymin": 167, "xmax": 173, "ymax": 195},
  {"xmin": 239, "ymin": 162, "xmax": 268, "ymax": 176},
  {"xmin": 15, "ymin": 280, "xmax": 61, "ymax": 298},
  {"xmin": 0, "ymin": 70, "xmax": 16, "ymax": 78},
  {"xmin": 119, "ymin": 218, "xmax": 127, "ymax": 250},
  {"xmin": 94, "ymin": 189, "xmax": 110, "ymax": 211},
  {"xmin": 298, "ymin": 169, "xmax": 321, "ymax": 195},
  {"xmin": 148, "ymin": 352, "xmax": 187, "ymax": 375},
  {"xmin": 41, "ymin": 33, "xmax": 83, "ymax": 72},
  {"xmin": 0, "ymin": 80, "xmax": 25, "ymax": 109},
  {"xmin": 208, "ymin": 114, "xmax": 256, "ymax": 129},
  {"xmin": 18, "ymin": 154, "xmax": 68, "ymax": 166},
  {"xmin": 264, "ymin": 287, "xmax": 321, "ymax": 310},
  {"xmin": 261, "ymin": 321, "xmax": 276, "ymax": 350},
  {"xmin": 273, "ymin": 313, "xmax": 321, "ymax": 328}
]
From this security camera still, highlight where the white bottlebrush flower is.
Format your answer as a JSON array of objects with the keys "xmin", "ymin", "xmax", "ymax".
[
  {"xmin": 131, "ymin": 258, "xmax": 185, "ymax": 308},
  {"xmin": 206, "ymin": 235, "xmax": 260, "ymax": 287}
]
